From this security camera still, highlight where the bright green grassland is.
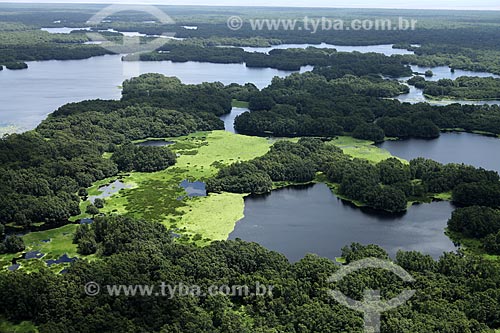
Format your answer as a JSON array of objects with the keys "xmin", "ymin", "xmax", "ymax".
[
  {"xmin": 231, "ymin": 99, "xmax": 250, "ymax": 108},
  {"xmin": 78, "ymin": 131, "xmax": 271, "ymax": 244},
  {"xmin": 329, "ymin": 136, "xmax": 406, "ymax": 164},
  {"xmin": 0, "ymin": 316, "xmax": 38, "ymax": 333}
]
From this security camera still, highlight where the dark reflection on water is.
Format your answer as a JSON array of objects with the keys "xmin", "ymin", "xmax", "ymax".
[
  {"xmin": 8, "ymin": 264, "xmax": 20, "ymax": 271},
  {"xmin": 230, "ymin": 183, "xmax": 456, "ymax": 262},
  {"xmin": 378, "ymin": 132, "xmax": 500, "ymax": 174},
  {"xmin": 46, "ymin": 254, "xmax": 77, "ymax": 266},
  {"xmin": 136, "ymin": 140, "xmax": 175, "ymax": 147}
]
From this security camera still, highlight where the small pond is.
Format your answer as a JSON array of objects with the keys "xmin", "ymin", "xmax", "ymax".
[
  {"xmin": 46, "ymin": 254, "xmax": 77, "ymax": 266},
  {"xmin": 88, "ymin": 180, "xmax": 133, "ymax": 203},
  {"xmin": 136, "ymin": 140, "xmax": 175, "ymax": 147},
  {"xmin": 179, "ymin": 180, "xmax": 207, "ymax": 199},
  {"xmin": 24, "ymin": 251, "xmax": 44, "ymax": 260}
]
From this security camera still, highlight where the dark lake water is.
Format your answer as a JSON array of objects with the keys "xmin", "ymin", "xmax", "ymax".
[
  {"xmin": 179, "ymin": 180, "xmax": 206, "ymax": 198},
  {"xmin": 136, "ymin": 140, "xmax": 175, "ymax": 147},
  {"xmin": 229, "ymin": 183, "xmax": 457, "ymax": 262},
  {"xmin": 46, "ymin": 254, "xmax": 77, "ymax": 266},
  {"xmin": 41, "ymin": 27, "xmax": 184, "ymax": 40},
  {"xmin": 378, "ymin": 132, "xmax": 500, "ymax": 174},
  {"xmin": 88, "ymin": 179, "xmax": 133, "ymax": 204}
]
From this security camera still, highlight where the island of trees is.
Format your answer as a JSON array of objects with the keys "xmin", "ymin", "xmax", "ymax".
[
  {"xmin": 408, "ymin": 76, "xmax": 500, "ymax": 100},
  {"xmin": 233, "ymin": 72, "xmax": 500, "ymax": 140}
]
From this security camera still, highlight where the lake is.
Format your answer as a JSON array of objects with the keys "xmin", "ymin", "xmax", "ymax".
[
  {"xmin": 395, "ymin": 65, "xmax": 500, "ymax": 105},
  {"xmin": 41, "ymin": 27, "xmax": 91, "ymax": 34},
  {"xmin": 229, "ymin": 183, "xmax": 456, "ymax": 262},
  {"xmin": 3, "ymin": 44, "xmax": 499, "ymax": 133},
  {"xmin": 41, "ymin": 27, "xmax": 183, "ymax": 39},
  {"xmin": 378, "ymin": 132, "xmax": 500, "ymax": 174},
  {"xmin": 0, "ymin": 54, "xmax": 302, "ymax": 132},
  {"xmin": 241, "ymin": 43, "xmax": 415, "ymax": 56}
]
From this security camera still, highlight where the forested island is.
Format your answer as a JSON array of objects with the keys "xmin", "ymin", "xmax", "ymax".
[
  {"xmin": 233, "ymin": 72, "xmax": 500, "ymax": 139},
  {"xmin": 409, "ymin": 76, "xmax": 500, "ymax": 100}
]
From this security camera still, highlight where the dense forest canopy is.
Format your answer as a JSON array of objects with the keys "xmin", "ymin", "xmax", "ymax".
[
  {"xmin": 233, "ymin": 71, "xmax": 500, "ymax": 139},
  {"xmin": 137, "ymin": 45, "xmax": 415, "ymax": 75},
  {"xmin": 1, "ymin": 215, "xmax": 499, "ymax": 332},
  {"xmin": 2, "ymin": 4, "xmax": 500, "ymax": 75}
]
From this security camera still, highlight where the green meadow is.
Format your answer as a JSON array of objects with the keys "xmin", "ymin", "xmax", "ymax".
[
  {"xmin": 0, "ymin": 317, "xmax": 38, "ymax": 333},
  {"xmin": 231, "ymin": 99, "xmax": 250, "ymax": 108},
  {"xmin": 329, "ymin": 136, "xmax": 406, "ymax": 164},
  {"xmin": 78, "ymin": 130, "xmax": 271, "ymax": 244}
]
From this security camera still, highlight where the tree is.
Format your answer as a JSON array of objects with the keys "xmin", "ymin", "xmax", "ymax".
[
  {"xmin": 352, "ymin": 123, "xmax": 385, "ymax": 143},
  {"xmin": 411, "ymin": 119, "xmax": 440, "ymax": 139},
  {"xmin": 396, "ymin": 250, "xmax": 437, "ymax": 272},
  {"xmin": 448, "ymin": 206, "xmax": 500, "ymax": 238},
  {"xmin": 378, "ymin": 158, "xmax": 411, "ymax": 185},
  {"xmin": 3, "ymin": 235, "xmax": 25, "ymax": 253},
  {"xmin": 78, "ymin": 232, "xmax": 98, "ymax": 255},
  {"xmin": 86, "ymin": 204, "xmax": 100, "ymax": 217},
  {"xmin": 377, "ymin": 117, "xmax": 412, "ymax": 138},
  {"xmin": 78, "ymin": 188, "xmax": 88, "ymax": 197},
  {"xmin": 94, "ymin": 198, "xmax": 105, "ymax": 209},
  {"xmin": 484, "ymin": 231, "xmax": 500, "ymax": 255},
  {"xmin": 248, "ymin": 95, "xmax": 276, "ymax": 111},
  {"xmin": 364, "ymin": 186, "xmax": 408, "ymax": 212},
  {"xmin": 452, "ymin": 182, "xmax": 500, "ymax": 207},
  {"xmin": 341, "ymin": 243, "xmax": 389, "ymax": 263},
  {"xmin": 112, "ymin": 144, "xmax": 177, "ymax": 172}
]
